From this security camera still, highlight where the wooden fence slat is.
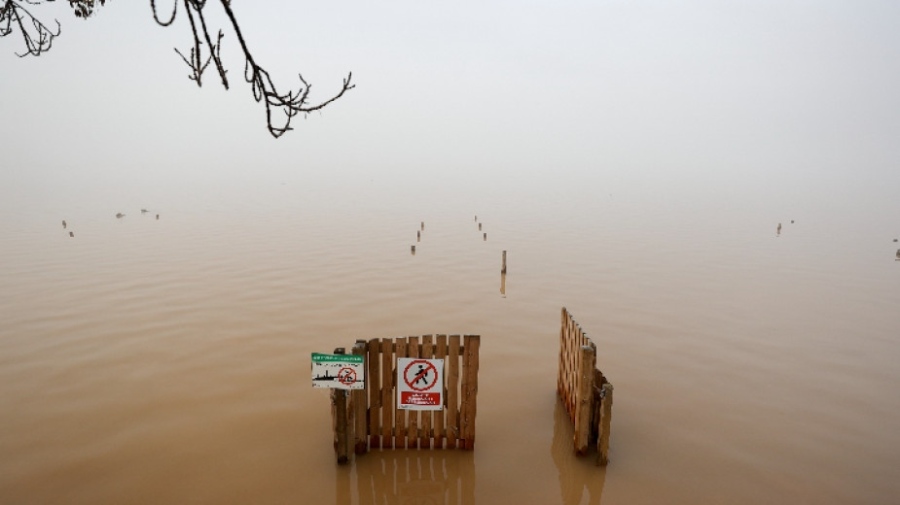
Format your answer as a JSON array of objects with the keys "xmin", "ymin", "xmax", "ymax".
[
  {"xmin": 559, "ymin": 308, "xmax": 567, "ymax": 405},
  {"xmin": 381, "ymin": 337, "xmax": 394, "ymax": 449},
  {"xmin": 421, "ymin": 335, "xmax": 434, "ymax": 449},
  {"xmin": 447, "ymin": 334, "xmax": 461, "ymax": 449},
  {"xmin": 367, "ymin": 338, "xmax": 381, "ymax": 449},
  {"xmin": 434, "ymin": 334, "xmax": 447, "ymax": 449},
  {"xmin": 395, "ymin": 337, "xmax": 408, "ymax": 449},
  {"xmin": 407, "ymin": 336, "xmax": 420, "ymax": 449},
  {"xmin": 461, "ymin": 334, "xmax": 480, "ymax": 449}
]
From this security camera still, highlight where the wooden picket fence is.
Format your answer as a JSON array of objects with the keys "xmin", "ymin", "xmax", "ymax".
[
  {"xmin": 331, "ymin": 334, "xmax": 480, "ymax": 463},
  {"xmin": 557, "ymin": 307, "xmax": 613, "ymax": 465}
]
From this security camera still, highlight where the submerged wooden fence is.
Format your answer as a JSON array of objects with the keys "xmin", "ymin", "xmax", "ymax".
[
  {"xmin": 331, "ymin": 334, "xmax": 480, "ymax": 463},
  {"xmin": 558, "ymin": 307, "xmax": 613, "ymax": 465}
]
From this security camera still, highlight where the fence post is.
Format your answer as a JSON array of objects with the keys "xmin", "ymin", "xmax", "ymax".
[
  {"xmin": 597, "ymin": 383, "xmax": 613, "ymax": 466},
  {"xmin": 352, "ymin": 340, "xmax": 368, "ymax": 455},
  {"xmin": 574, "ymin": 345, "xmax": 595, "ymax": 455},
  {"xmin": 332, "ymin": 347, "xmax": 350, "ymax": 464}
]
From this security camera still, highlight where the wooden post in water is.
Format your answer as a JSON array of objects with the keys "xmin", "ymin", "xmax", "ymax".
[
  {"xmin": 478, "ymin": 223, "xmax": 482, "ymax": 231},
  {"xmin": 501, "ymin": 250, "xmax": 507, "ymax": 274},
  {"xmin": 597, "ymin": 382, "xmax": 613, "ymax": 465},
  {"xmin": 332, "ymin": 347, "xmax": 350, "ymax": 464},
  {"xmin": 352, "ymin": 340, "xmax": 368, "ymax": 455},
  {"xmin": 574, "ymin": 344, "xmax": 595, "ymax": 455}
]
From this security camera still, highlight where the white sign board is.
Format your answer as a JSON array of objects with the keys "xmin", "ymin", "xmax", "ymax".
[
  {"xmin": 397, "ymin": 357, "xmax": 444, "ymax": 410},
  {"xmin": 311, "ymin": 353, "xmax": 365, "ymax": 390}
]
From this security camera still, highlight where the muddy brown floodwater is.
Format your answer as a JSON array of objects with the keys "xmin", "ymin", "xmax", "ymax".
[{"xmin": 1, "ymin": 181, "xmax": 899, "ymax": 504}]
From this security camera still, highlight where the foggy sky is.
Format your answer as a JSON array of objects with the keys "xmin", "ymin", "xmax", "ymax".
[{"xmin": 2, "ymin": 0, "xmax": 899, "ymax": 221}]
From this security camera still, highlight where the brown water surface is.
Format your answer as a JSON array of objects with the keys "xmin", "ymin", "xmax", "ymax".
[{"xmin": 1, "ymin": 177, "xmax": 899, "ymax": 504}]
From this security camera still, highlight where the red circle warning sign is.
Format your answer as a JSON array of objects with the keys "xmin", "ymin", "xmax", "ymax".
[
  {"xmin": 337, "ymin": 367, "xmax": 357, "ymax": 386},
  {"xmin": 403, "ymin": 359, "xmax": 438, "ymax": 391}
]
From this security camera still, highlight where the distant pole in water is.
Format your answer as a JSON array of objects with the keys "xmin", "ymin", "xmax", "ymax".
[
  {"xmin": 411, "ymin": 245, "xmax": 416, "ymax": 255},
  {"xmin": 777, "ymin": 223, "xmax": 782, "ymax": 236},
  {"xmin": 156, "ymin": 214, "xmax": 159, "ymax": 220},
  {"xmin": 478, "ymin": 223, "xmax": 482, "ymax": 231},
  {"xmin": 62, "ymin": 220, "xmax": 67, "ymax": 229},
  {"xmin": 896, "ymin": 248, "xmax": 900, "ymax": 260},
  {"xmin": 69, "ymin": 231, "xmax": 74, "ymax": 238},
  {"xmin": 483, "ymin": 232, "xmax": 487, "ymax": 241},
  {"xmin": 417, "ymin": 231, "xmax": 421, "ymax": 242},
  {"xmin": 502, "ymin": 250, "xmax": 507, "ymax": 274},
  {"xmin": 475, "ymin": 215, "xmax": 477, "ymax": 222},
  {"xmin": 421, "ymin": 221, "xmax": 425, "ymax": 231}
]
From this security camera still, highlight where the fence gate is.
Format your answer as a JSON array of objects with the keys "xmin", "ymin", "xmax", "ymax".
[
  {"xmin": 330, "ymin": 334, "xmax": 480, "ymax": 463},
  {"xmin": 557, "ymin": 307, "xmax": 613, "ymax": 465}
]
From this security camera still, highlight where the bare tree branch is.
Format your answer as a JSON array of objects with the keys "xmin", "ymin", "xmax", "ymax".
[
  {"xmin": 1, "ymin": 0, "xmax": 61, "ymax": 57},
  {"xmin": 3, "ymin": 0, "xmax": 354, "ymax": 138},
  {"xmin": 215, "ymin": 0, "xmax": 354, "ymax": 137}
]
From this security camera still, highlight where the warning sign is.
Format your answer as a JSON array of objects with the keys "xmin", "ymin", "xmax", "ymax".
[
  {"xmin": 311, "ymin": 353, "xmax": 365, "ymax": 390},
  {"xmin": 397, "ymin": 357, "xmax": 444, "ymax": 411}
]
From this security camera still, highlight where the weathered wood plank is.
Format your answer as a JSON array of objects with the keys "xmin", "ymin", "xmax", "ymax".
[
  {"xmin": 461, "ymin": 334, "xmax": 480, "ymax": 449},
  {"xmin": 434, "ymin": 334, "xmax": 447, "ymax": 449},
  {"xmin": 381, "ymin": 337, "xmax": 394, "ymax": 449},
  {"xmin": 407, "ymin": 336, "xmax": 420, "ymax": 449},
  {"xmin": 394, "ymin": 337, "xmax": 408, "ymax": 449},
  {"xmin": 420, "ymin": 335, "xmax": 434, "ymax": 449},
  {"xmin": 367, "ymin": 338, "xmax": 381, "ymax": 449},
  {"xmin": 598, "ymin": 382, "xmax": 613, "ymax": 466},
  {"xmin": 575, "ymin": 344, "xmax": 595, "ymax": 454},
  {"xmin": 447, "ymin": 334, "xmax": 460, "ymax": 449},
  {"xmin": 352, "ymin": 340, "xmax": 368, "ymax": 454}
]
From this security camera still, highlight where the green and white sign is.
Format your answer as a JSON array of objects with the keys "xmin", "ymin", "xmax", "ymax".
[{"xmin": 311, "ymin": 353, "xmax": 365, "ymax": 390}]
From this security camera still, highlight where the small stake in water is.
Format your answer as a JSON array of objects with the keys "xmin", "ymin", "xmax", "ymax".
[
  {"xmin": 62, "ymin": 220, "xmax": 67, "ymax": 229},
  {"xmin": 411, "ymin": 245, "xmax": 416, "ymax": 255},
  {"xmin": 417, "ymin": 231, "xmax": 421, "ymax": 242},
  {"xmin": 478, "ymin": 223, "xmax": 482, "ymax": 231},
  {"xmin": 777, "ymin": 223, "xmax": 782, "ymax": 236},
  {"xmin": 475, "ymin": 215, "xmax": 477, "ymax": 222},
  {"xmin": 483, "ymin": 232, "xmax": 487, "ymax": 241},
  {"xmin": 69, "ymin": 231, "xmax": 74, "ymax": 238},
  {"xmin": 421, "ymin": 221, "xmax": 425, "ymax": 231},
  {"xmin": 502, "ymin": 250, "xmax": 507, "ymax": 274}
]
